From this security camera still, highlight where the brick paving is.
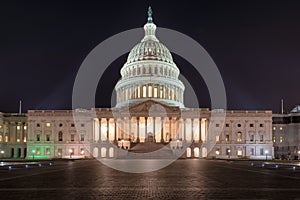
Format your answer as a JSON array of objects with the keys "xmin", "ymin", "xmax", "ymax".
[{"xmin": 0, "ymin": 159, "xmax": 300, "ymax": 199}]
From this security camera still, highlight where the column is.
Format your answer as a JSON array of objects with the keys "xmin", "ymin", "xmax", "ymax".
[
  {"xmin": 153, "ymin": 117, "xmax": 156, "ymax": 142},
  {"xmin": 191, "ymin": 119, "xmax": 194, "ymax": 143},
  {"xmin": 169, "ymin": 117, "xmax": 172, "ymax": 141},
  {"xmin": 137, "ymin": 117, "xmax": 140, "ymax": 142},
  {"xmin": 106, "ymin": 118, "xmax": 109, "ymax": 142},
  {"xmin": 145, "ymin": 117, "xmax": 148, "ymax": 142},
  {"xmin": 161, "ymin": 118, "xmax": 164, "ymax": 143},
  {"xmin": 183, "ymin": 119, "xmax": 186, "ymax": 141},
  {"xmin": 114, "ymin": 119, "xmax": 117, "ymax": 143}
]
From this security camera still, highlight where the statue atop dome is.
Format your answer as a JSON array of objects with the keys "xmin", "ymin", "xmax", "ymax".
[{"xmin": 148, "ymin": 6, "xmax": 153, "ymax": 23}]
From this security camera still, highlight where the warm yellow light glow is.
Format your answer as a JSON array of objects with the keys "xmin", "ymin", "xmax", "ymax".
[
  {"xmin": 237, "ymin": 149, "xmax": 243, "ymax": 156},
  {"xmin": 142, "ymin": 85, "xmax": 147, "ymax": 98},
  {"xmin": 17, "ymin": 139, "xmax": 20, "ymax": 142},
  {"xmin": 24, "ymin": 126, "xmax": 27, "ymax": 130},
  {"xmin": 154, "ymin": 87, "xmax": 158, "ymax": 98},
  {"xmin": 17, "ymin": 125, "xmax": 20, "ymax": 130},
  {"xmin": 215, "ymin": 150, "xmax": 220, "ymax": 155},
  {"xmin": 23, "ymin": 137, "xmax": 27, "ymax": 143},
  {"xmin": 46, "ymin": 123, "xmax": 51, "ymax": 127},
  {"xmin": 273, "ymin": 127, "xmax": 276, "ymax": 130},
  {"xmin": 148, "ymin": 85, "xmax": 152, "ymax": 97},
  {"xmin": 216, "ymin": 136, "xmax": 219, "ymax": 142},
  {"xmin": 280, "ymin": 136, "xmax": 283, "ymax": 143},
  {"xmin": 279, "ymin": 127, "xmax": 283, "ymax": 130}
]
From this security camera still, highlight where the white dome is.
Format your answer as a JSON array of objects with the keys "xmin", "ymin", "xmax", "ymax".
[{"xmin": 115, "ymin": 7, "xmax": 185, "ymax": 108}]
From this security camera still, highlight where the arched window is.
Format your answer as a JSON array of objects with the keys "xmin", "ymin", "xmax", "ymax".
[
  {"xmin": 194, "ymin": 147, "xmax": 200, "ymax": 158},
  {"xmin": 142, "ymin": 85, "xmax": 147, "ymax": 98},
  {"xmin": 58, "ymin": 131, "xmax": 63, "ymax": 141},
  {"xmin": 101, "ymin": 147, "xmax": 107, "ymax": 158},
  {"xmin": 186, "ymin": 147, "xmax": 191, "ymax": 158},
  {"xmin": 93, "ymin": 147, "xmax": 98, "ymax": 158},
  {"xmin": 109, "ymin": 147, "xmax": 114, "ymax": 158}
]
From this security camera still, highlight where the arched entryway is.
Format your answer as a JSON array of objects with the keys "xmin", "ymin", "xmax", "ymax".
[{"xmin": 147, "ymin": 132, "xmax": 154, "ymax": 142}]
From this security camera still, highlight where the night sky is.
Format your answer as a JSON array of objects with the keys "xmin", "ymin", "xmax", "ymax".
[{"xmin": 0, "ymin": 1, "xmax": 300, "ymax": 113}]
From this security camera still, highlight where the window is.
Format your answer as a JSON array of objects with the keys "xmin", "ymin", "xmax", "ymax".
[
  {"xmin": 225, "ymin": 123, "xmax": 229, "ymax": 127},
  {"xmin": 71, "ymin": 123, "xmax": 75, "ymax": 127},
  {"xmin": 46, "ymin": 135, "xmax": 50, "ymax": 141},
  {"xmin": 17, "ymin": 125, "xmax": 20, "ymax": 130},
  {"xmin": 37, "ymin": 123, "xmax": 40, "ymax": 127},
  {"xmin": 216, "ymin": 123, "xmax": 219, "ymax": 127},
  {"xmin": 250, "ymin": 124, "xmax": 254, "ymax": 127},
  {"xmin": 71, "ymin": 134, "xmax": 75, "ymax": 142},
  {"xmin": 24, "ymin": 126, "xmax": 27, "ymax": 130},
  {"xmin": 273, "ymin": 136, "xmax": 276, "ymax": 143},
  {"xmin": 36, "ymin": 134, "xmax": 40, "ymax": 141},
  {"xmin": 81, "ymin": 124, "xmax": 85, "ymax": 127},
  {"xmin": 81, "ymin": 134, "xmax": 85, "ymax": 142},
  {"xmin": 237, "ymin": 132, "xmax": 242, "ymax": 142},
  {"xmin": 36, "ymin": 148, "xmax": 41, "ymax": 155},
  {"xmin": 216, "ymin": 135, "xmax": 220, "ymax": 142},
  {"xmin": 237, "ymin": 149, "xmax": 243, "ymax": 156},
  {"xmin": 5, "ymin": 135, "xmax": 8, "ymax": 142},
  {"xmin": 273, "ymin": 127, "xmax": 276, "ymax": 130},
  {"xmin": 237, "ymin": 124, "xmax": 241, "ymax": 127},
  {"xmin": 225, "ymin": 134, "xmax": 229, "ymax": 142},
  {"xmin": 80, "ymin": 148, "xmax": 85, "ymax": 155},
  {"xmin": 260, "ymin": 124, "xmax": 263, "ymax": 127},
  {"xmin": 279, "ymin": 127, "xmax": 283, "ymax": 130},
  {"xmin": 280, "ymin": 136, "xmax": 283, "ymax": 143},
  {"xmin": 250, "ymin": 148, "xmax": 254, "ymax": 155},
  {"xmin": 250, "ymin": 134, "xmax": 254, "ymax": 142},
  {"xmin": 59, "ymin": 123, "xmax": 63, "ymax": 127},
  {"xmin": 260, "ymin": 148, "xmax": 264, "ymax": 156},
  {"xmin": 46, "ymin": 123, "xmax": 51, "ymax": 127},
  {"xmin": 46, "ymin": 148, "xmax": 50, "ymax": 155},
  {"xmin": 0, "ymin": 135, "xmax": 2, "ymax": 142},
  {"xmin": 260, "ymin": 135, "xmax": 264, "ymax": 142},
  {"xmin": 58, "ymin": 131, "xmax": 63, "ymax": 141}
]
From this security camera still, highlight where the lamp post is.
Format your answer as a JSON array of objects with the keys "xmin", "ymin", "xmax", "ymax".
[
  {"xmin": 0, "ymin": 150, "xmax": 4, "ymax": 159},
  {"xmin": 216, "ymin": 150, "xmax": 220, "ymax": 158},
  {"xmin": 32, "ymin": 150, "xmax": 35, "ymax": 160},
  {"xmin": 265, "ymin": 150, "xmax": 269, "ymax": 161},
  {"xmin": 69, "ymin": 149, "xmax": 73, "ymax": 159}
]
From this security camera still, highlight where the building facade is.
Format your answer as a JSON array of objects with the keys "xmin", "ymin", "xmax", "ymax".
[
  {"xmin": 0, "ymin": 7, "xmax": 276, "ymax": 160},
  {"xmin": 273, "ymin": 106, "xmax": 300, "ymax": 159}
]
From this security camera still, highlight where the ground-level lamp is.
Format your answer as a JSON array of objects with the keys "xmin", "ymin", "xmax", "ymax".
[
  {"xmin": 265, "ymin": 150, "xmax": 269, "ymax": 161},
  {"xmin": 215, "ymin": 150, "xmax": 220, "ymax": 156},
  {"xmin": 32, "ymin": 150, "xmax": 36, "ymax": 160},
  {"xmin": 228, "ymin": 149, "xmax": 231, "ymax": 159}
]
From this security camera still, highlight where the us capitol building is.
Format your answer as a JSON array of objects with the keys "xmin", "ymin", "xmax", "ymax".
[{"xmin": 3, "ymin": 7, "xmax": 297, "ymax": 161}]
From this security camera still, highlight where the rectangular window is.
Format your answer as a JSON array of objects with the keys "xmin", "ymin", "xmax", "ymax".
[
  {"xmin": 250, "ymin": 135, "xmax": 254, "ymax": 142},
  {"xmin": 46, "ymin": 135, "xmax": 50, "ymax": 141},
  {"xmin": 5, "ymin": 136, "xmax": 8, "ymax": 142},
  {"xmin": 58, "ymin": 131, "xmax": 63, "ymax": 141},
  {"xmin": 46, "ymin": 123, "xmax": 51, "ymax": 127},
  {"xmin": 225, "ymin": 134, "xmax": 229, "ymax": 142},
  {"xmin": 260, "ymin": 135, "xmax": 264, "ymax": 142},
  {"xmin": 215, "ymin": 123, "xmax": 219, "ymax": 127},
  {"xmin": 216, "ymin": 135, "xmax": 219, "ymax": 142},
  {"xmin": 36, "ymin": 148, "xmax": 40, "ymax": 155},
  {"xmin": 250, "ymin": 124, "xmax": 254, "ymax": 127},
  {"xmin": 71, "ymin": 134, "xmax": 75, "ymax": 142},
  {"xmin": 260, "ymin": 148, "xmax": 264, "ymax": 156},
  {"xmin": 36, "ymin": 134, "xmax": 40, "ymax": 141},
  {"xmin": 225, "ymin": 123, "xmax": 229, "ymax": 127},
  {"xmin": 237, "ymin": 149, "xmax": 243, "ymax": 156},
  {"xmin": 46, "ymin": 148, "xmax": 50, "ymax": 155},
  {"xmin": 260, "ymin": 124, "xmax": 264, "ymax": 127},
  {"xmin": 0, "ymin": 135, "xmax": 2, "ymax": 142},
  {"xmin": 237, "ymin": 132, "xmax": 242, "ymax": 142},
  {"xmin": 81, "ymin": 134, "xmax": 85, "ymax": 142},
  {"xmin": 273, "ymin": 136, "xmax": 276, "ymax": 143},
  {"xmin": 71, "ymin": 123, "xmax": 75, "ymax": 127},
  {"xmin": 250, "ymin": 148, "xmax": 254, "ymax": 155},
  {"xmin": 280, "ymin": 136, "xmax": 283, "ymax": 143}
]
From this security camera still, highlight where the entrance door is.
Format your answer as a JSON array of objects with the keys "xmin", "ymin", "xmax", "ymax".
[{"xmin": 147, "ymin": 133, "xmax": 153, "ymax": 142}]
